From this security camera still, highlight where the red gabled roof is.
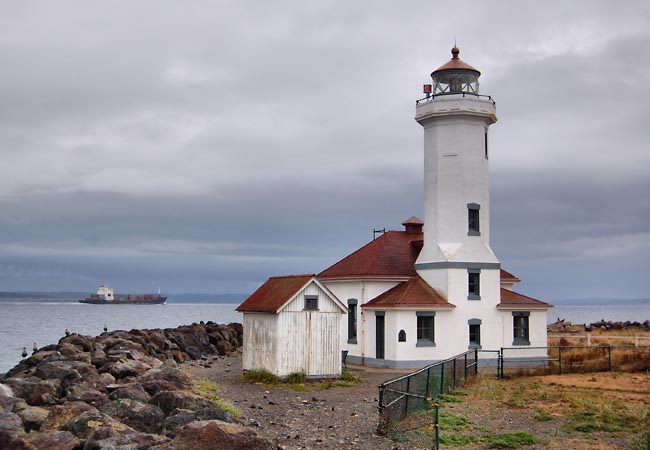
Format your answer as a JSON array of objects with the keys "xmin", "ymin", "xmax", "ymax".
[
  {"xmin": 236, "ymin": 274, "xmax": 314, "ymax": 313},
  {"xmin": 500, "ymin": 269, "xmax": 521, "ymax": 283},
  {"xmin": 318, "ymin": 230, "xmax": 423, "ymax": 280},
  {"xmin": 363, "ymin": 276, "xmax": 455, "ymax": 309},
  {"xmin": 497, "ymin": 288, "xmax": 552, "ymax": 310}
]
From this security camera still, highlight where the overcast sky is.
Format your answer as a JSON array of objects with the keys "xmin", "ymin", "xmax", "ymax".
[{"xmin": 0, "ymin": 1, "xmax": 648, "ymax": 301}]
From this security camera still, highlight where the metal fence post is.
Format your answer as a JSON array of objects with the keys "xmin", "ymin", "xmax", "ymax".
[
  {"xmin": 474, "ymin": 349, "xmax": 479, "ymax": 377},
  {"xmin": 426, "ymin": 367, "xmax": 431, "ymax": 397},
  {"xmin": 464, "ymin": 353, "xmax": 468, "ymax": 381},
  {"xmin": 453, "ymin": 358, "xmax": 457, "ymax": 388},
  {"xmin": 607, "ymin": 346, "xmax": 612, "ymax": 371},
  {"xmin": 440, "ymin": 362, "xmax": 445, "ymax": 394},
  {"xmin": 434, "ymin": 400, "xmax": 440, "ymax": 450},
  {"xmin": 558, "ymin": 346, "xmax": 563, "ymax": 375},
  {"xmin": 404, "ymin": 376, "xmax": 411, "ymax": 417},
  {"xmin": 498, "ymin": 348, "xmax": 504, "ymax": 379}
]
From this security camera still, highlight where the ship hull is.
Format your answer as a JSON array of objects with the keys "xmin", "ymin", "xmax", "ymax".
[{"xmin": 79, "ymin": 295, "xmax": 167, "ymax": 305}]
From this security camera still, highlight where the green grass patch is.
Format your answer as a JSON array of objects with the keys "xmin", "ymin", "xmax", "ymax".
[
  {"xmin": 438, "ymin": 412, "xmax": 471, "ymax": 430},
  {"xmin": 242, "ymin": 368, "xmax": 360, "ymax": 391},
  {"xmin": 486, "ymin": 431, "xmax": 537, "ymax": 448},
  {"xmin": 438, "ymin": 393, "xmax": 464, "ymax": 403},
  {"xmin": 193, "ymin": 379, "xmax": 240, "ymax": 418},
  {"xmin": 533, "ymin": 409, "xmax": 553, "ymax": 422},
  {"xmin": 440, "ymin": 433, "xmax": 481, "ymax": 446}
]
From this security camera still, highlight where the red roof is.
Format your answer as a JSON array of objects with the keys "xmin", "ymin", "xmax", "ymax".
[
  {"xmin": 363, "ymin": 276, "xmax": 455, "ymax": 309},
  {"xmin": 432, "ymin": 47, "xmax": 480, "ymax": 75},
  {"xmin": 500, "ymin": 269, "xmax": 521, "ymax": 283},
  {"xmin": 318, "ymin": 230, "xmax": 422, "ymax": 280},
  {"xmin": 236, "ymin": 274, "xmax": 315, "ymax": 313},
  {"xmin": 497, "ymin": 288, "xmax": 552, "ymax": 309}
]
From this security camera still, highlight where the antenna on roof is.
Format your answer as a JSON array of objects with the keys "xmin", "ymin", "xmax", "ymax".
[{"xmin": 373, "ymin": 228, "xmax": 386, "ymax": 240}]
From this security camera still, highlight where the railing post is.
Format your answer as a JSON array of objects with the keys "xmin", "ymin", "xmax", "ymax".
[
  {"xmin": 434, "ymin": 400, "xmax": 440, "ymax": 450},
  {"xmin": 404, "ymin": 376, "xmax": 410, "ymax": 417},
  {"xmin": 558, "ymin": 346, "xmax": 563, "ymax": 375},
  {"xmin": 498, "ymin": 348, "xmax": 504, "ymax": 379},
  {"xmin": 607, "ymin": 345, "xmax": 612, "ymax": 371},
  {"xmin": 440, "ymin": 362, "xmax": 445, "ymax": 394},
  {"xmin": 453, "ymin": 358, "xmax": 457, "ymax": 388},
  {"xmin": 464, "ymin": 353, "xmax": 468, "ymax": 381},
  {"xmin": 475, "ymin": 349, "xmax": 479, "ymax": 377},
  {"xmin": 426, "ymin": 367, "xmax": 431, "ymax": 397}
]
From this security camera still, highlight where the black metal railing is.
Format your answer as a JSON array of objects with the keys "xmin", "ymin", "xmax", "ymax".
[{"xmin": 416, "ymin": 91, "xmax": 495, "ymax": 106}]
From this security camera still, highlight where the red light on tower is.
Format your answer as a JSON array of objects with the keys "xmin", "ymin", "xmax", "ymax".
[{"xmin": 423, "ymin": 84, "xmax": 432, "ymax": 97}]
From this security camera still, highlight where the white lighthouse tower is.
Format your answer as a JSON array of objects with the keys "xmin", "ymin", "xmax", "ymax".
[{"xmin": 415, "ymin": 47, "xmax": 501, "ymax": 310}]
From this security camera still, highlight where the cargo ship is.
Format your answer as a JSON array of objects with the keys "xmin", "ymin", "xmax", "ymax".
[{"xmin": 79, "ymin": 284, "xmax": 167, "ymax": 305}]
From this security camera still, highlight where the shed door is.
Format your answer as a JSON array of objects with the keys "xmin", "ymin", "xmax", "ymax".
[{"xmin": 376, "ymin": 314, "xmax": 385, "ymax": 359}]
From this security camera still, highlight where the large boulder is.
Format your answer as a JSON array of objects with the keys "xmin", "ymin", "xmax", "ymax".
[
  {"xmin": 100, "ymin": 398, "xmax": 165, "ymax": 434},
  {"xmin": 151, "ymin": 420, "xmax": 276, "ymax": 450},
  {"xmin": 82, "ymin": 431, "xmax": 170, "ymax": 450},
  {"xmin": 0, "ymin": 431, "xmax": 34, "ymax": 450},
  {"xmin": 3, "ymin": 377, "xmax": 61, "ymax": 406},
  {"xmin": 64, "ymin": 382, "xmax": 110, "ymax": 407},
  {"xmin": 107, "ymin": 382, "xmax": 151, "ymax": 403},
  {"xmin": 13, "ymin": 401, "xmax": 49, "ymax": 432},
  {"xmin": 26, "ymin": 430, "xmax": 80, "ymax": 450},
  {"xmin": 149, "ymin": 390, "xmax": 216, "ymax": 416},
  {"xmin": 0, "ymin": 412, "xmax": 24, "ymax": 433},
  {"xmin": 62, "ymin": 409, "xmax": 135, "ymax": 440},
  {"xmin": 163, "ymin": 407, "xmax": 236, "ymax": 437},
  {"xmin": 40, "ymin": 401, "xmax": 96, "ymax": 431}
]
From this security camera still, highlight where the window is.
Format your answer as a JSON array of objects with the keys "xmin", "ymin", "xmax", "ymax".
[
  {"xmin": 468, "ymin": 203, "xmax": 480, "ymax": 236},
  {"xmin": 304, "ymin": 295, "xmax": 318, "ymax": 311},
  {"xmin": 398, "ymin": 330, "xmax": 406, "ymax": 342},
  {"xmin": 513, "ymin": 312, "xmax": 530, "ymax": 345},
  {"xmin": 347, "ymin": 299, "xmax": 358, "ymax": 343},
  {"xmin": 416, "ymin": 312, "xmax": 435, "ymax": 346},
  {"xmin": 484, "ymin": 129, "xmax": 489, "ymax": 159},
  {"xmin": 468, "ymin": 269, "xmax": 481, "ymax": 300},
  {"xmin": 468, "ymin": 318, "xmax": 481, "ymax": 349}
]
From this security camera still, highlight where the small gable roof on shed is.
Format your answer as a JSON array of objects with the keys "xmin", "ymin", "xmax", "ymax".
[
  {"xmin": 363, "ymin": 276, "xmax": 455, "ymax": 309},
  {"xmin": 236, "ymin": 274, "xmax": 346, "ymax": 314}
]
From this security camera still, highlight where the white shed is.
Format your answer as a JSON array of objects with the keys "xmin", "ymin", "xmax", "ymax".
[{"xmin": 236, "ymin": 274, "xmax": 347, "ymax": 378}]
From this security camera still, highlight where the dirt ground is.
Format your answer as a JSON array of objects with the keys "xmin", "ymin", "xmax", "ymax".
[{"xmin": 184, "ymin": 354, "xmax": 650, "ymax": 450}]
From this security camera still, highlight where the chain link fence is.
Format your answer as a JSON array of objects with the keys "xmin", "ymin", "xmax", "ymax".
[
  {"xmin": 377, "ymin": 345, "xmax": 650, "ymax": 449},
  {"xmin": 377, "ymin": 351, "xmax": 478, "ymax": 449}
]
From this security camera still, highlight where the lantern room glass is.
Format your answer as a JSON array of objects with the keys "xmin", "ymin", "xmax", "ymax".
[{"xmin": 432, "ymin": 71, "xmax": 479, "ymax": 95}]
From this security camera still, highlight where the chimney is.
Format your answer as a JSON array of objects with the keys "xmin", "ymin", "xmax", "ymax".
[{"xmin": 402, "ymin": 216, "xmax": 424, "ymax": 235}]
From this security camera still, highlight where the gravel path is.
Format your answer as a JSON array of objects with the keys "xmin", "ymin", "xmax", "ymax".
[{"xmin": 183, "ymin": 353, "xmax": 413, "ymax": 450}]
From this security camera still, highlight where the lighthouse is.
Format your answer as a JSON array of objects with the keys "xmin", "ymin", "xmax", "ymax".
[{"xmin": 415, "ymin": 47, "xmax": 501, "ymax": 307}]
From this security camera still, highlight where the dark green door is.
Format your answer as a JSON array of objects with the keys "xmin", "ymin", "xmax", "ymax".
[{"xmin": 376, "ymin": 314, "xmax": 385, "ymax": 359}]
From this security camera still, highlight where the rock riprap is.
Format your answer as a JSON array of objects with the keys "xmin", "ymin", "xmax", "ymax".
[{"xmin": 0, "ymin": 322, "xmax": 275, "ymax": 449}]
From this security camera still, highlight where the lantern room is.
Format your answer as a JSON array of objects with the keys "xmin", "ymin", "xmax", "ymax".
[{"xmin": 430, "ymin": 47, "xmax": 480, "ymax": 95}]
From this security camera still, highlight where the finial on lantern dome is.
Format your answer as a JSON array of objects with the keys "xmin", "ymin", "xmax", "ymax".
[{"xmin": 451, "ymin": 46, "xmax": 460, "ymax": 58}]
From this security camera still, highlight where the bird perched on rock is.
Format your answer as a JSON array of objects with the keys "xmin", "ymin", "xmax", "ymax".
[{"xmin": 21, "ymin": 347, "xmax": 27, "ymax": 358}]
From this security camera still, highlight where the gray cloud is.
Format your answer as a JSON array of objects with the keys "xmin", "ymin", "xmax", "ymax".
[{"xmin": 0, "ymin": 0, "xmax": 648, "ymax": 300}]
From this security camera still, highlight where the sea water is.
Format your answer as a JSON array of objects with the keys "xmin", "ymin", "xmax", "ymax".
[
  {"xmin": 1, "ymin": 302, "xmax": 648, "ymax": 374},
  {"xmin": 0, "ymin": 301, "xmax": 242, "ymax": 374}
]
